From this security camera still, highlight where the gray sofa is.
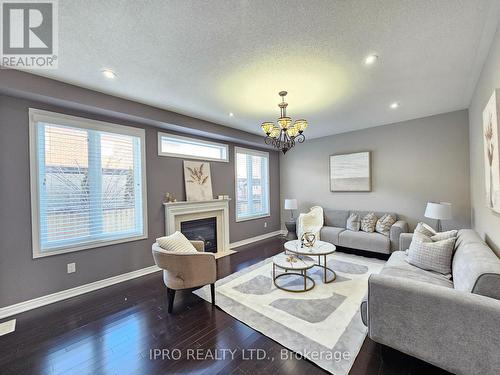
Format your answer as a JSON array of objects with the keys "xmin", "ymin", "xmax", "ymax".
[
  {"xmin": 361, "ymin": 229, "xmax": 500, "ymax": 374},
  {"xmin": 320, "ymin": 210, "xmax": 408, "ymax": 254}
]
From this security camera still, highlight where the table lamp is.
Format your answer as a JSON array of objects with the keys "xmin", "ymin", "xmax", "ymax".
[
  {"xmin": 284, "ymin": 199, "xmax": 298, "ymax": 240},
  {"xmin": 424, "ymin": 202, "xmax": 452, "ymax": 232},
  {"xmin": 284, "ymin": 199, "xmax": 298, "ymax": 221}
]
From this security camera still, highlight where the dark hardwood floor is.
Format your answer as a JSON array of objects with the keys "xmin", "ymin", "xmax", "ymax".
[{"xmin": 0, "ymin": 238, "xmax": 451, "ymax": 375}]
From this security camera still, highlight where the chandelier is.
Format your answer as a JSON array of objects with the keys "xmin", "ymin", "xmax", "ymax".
[{"xmin": 260, "ymin": 91, "xmax": 308, "ymax": 154}]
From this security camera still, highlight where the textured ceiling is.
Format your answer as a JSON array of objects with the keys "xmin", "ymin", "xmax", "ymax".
[{"xmin": 29, "ymin": 0, "xmax": 500, "ymax": 138}]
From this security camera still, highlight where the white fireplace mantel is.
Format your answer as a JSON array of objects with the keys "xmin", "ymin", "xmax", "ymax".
[{"xmin": 163, "ymin": 199, "xmax": 233, "ymax": 257}]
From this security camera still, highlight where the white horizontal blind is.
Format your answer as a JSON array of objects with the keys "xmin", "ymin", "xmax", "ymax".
[
  {"xmin": 235, "ymin": 147, "xmax": 270, "ymax": 221},
  {"xmin": 158, "ymin": 132, "xmax": 228, "ymax": 162},
  {"xmin": 33, "ymin": 116, "xmax": 146, "ymax": 254}
]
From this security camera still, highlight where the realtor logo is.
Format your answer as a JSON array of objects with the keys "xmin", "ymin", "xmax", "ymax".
[{"xmin": 1, "ymin": 0, "xmax": 58, "ymax": 69}]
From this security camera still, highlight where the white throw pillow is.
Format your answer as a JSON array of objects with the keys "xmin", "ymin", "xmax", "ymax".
[
  {"xmin": 375, "ymin": 214, "xmax": 396, "ymax": 236},
  {"xmin": 360, "ymin": 212, "xmax": 378, "ymax": 233},
  {"xmin": 407, "ymin": 234, "xmax": 456, "ymax": 275},
  {"xmin": 414, "ymin": 222, "xmax": 437, "ymax": 237},
  {"xmin": 156, "ymin": 231, "xmax": 197, "ymax": 253},
  {"xmin": 431, "ymin": 230, "xmax": 458, "ymax": 241},
  {"xmin": 346, "ymin": 213, "xmax": 360, "ymax": 231}
]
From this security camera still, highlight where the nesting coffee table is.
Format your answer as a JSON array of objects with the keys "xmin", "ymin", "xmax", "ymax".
[
  {"xmin": 272, "ymin": 253, "xmax": 316, "ymax": 292},
  {"xmin": 284, "ymin": 240, "xmax": 337, "ymax": 283}
]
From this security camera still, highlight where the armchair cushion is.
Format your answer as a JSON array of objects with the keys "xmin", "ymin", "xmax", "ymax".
[{"xmin": 156, "ymin": 231, "xmax": 197, "ymax": 253}]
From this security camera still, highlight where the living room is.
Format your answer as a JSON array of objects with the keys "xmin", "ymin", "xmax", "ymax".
[{"xmin": 0, "ymin": 1, "xmax": 499, "ymax": 374}]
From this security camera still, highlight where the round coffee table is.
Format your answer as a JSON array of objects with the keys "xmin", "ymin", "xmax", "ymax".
[
  {"xmin": 284, "ymin": 240, "xmax": 336, "ymax": 283},
  {"xmin": 272, "ymin": 253, "xmax": 315, "ymax": 292}
]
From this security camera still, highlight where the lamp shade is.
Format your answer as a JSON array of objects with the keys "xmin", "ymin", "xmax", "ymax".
[
  {"xmin": 424, "ymin": 202, "xmax": 452, "ymax": 220},
  {"xmin": 284, "ymin": 199, "xmax": 298, "ymax": 210}
]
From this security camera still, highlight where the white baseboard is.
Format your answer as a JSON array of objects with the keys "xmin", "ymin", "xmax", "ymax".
[
  {"xmin": 0, "ymin": 265, "xmax": 161, "ymax": 320},
  {"xmin": 0, "ymin": 230, "xmax": 287, "ymax": 320},
  {"xmin": 229, "ymin": 230, "xmax": 285, "ymax": 249}
]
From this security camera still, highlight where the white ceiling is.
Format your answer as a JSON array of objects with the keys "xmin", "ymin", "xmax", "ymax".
[{"xmin": 30, "ymin": 0, "xmax": 500, "ymax": 138}]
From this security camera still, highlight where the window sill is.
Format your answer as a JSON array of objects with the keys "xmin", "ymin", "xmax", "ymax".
[
  {"xmin": 33, "ymin": 234, "xmax": 148, "ymax": 259},
  {"xmin": 235, "ymin": 214, "xmax": 271, "ymax": 223}
]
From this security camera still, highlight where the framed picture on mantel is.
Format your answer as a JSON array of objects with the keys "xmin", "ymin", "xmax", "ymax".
[
  {"xmin": 330, "ymin": 151, "xmax": 371, "ymax": 192},
  {"xmin": 184, "ymin": 160, "xmax": 214, "ymax": 201}
]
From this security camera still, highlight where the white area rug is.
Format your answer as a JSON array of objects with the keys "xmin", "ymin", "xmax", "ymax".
[{"xmin": 194, "ymin": 252, "xmax": 385, "ymax": 374}]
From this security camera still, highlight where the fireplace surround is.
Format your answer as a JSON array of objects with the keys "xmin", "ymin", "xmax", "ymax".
[{"xmin": 163, "ymin": 198, "xmax": 234, "ymax": 258}]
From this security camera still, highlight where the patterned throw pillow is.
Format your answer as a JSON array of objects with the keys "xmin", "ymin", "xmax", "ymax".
[
  {"xmin": 360, "ymin": 212, "xmax": 378, "ymax": 233},
  {"xmin": 431, "ymin": 230, "xmax": 458, "ymax": 241},
  {"xmin": 375, "ymin": 214, "xmax": 397, "ymax": 236},
  {"xmin": 407, "ymin": 235, "xmax": 456, "ymax": 274},
  {"xmin": 346, "ymin": 213, "xmax": 360, "ymax": 231},
  {"xmin": 156, "ymin": 231, "xmax": 197, "ymax": 253},
  {"xmin": 414, "ymin": 222, "xmax": 437, "ymax": 237}
]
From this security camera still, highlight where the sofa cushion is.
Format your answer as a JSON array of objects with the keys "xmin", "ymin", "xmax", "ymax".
[
  {"xmin": 407, "ymin": 235, "xmax": 456, "ymax": 275},
  {"xmin": 382, "ymin": 251, "xmax": 454, "ymax": 288},
  {"xmin": 346, "ymin": 213, "xmax": 360, "ymax": 231},
  {"xmin": 339, "ymin": 230, "xmax": 390, "ymax": 253},
  {"xmin": 360, "ymin": 212, "xmax": 378, "ymax": 233},
  {"xmin": 454, "ymin": 228, "xmax": 484, "ymax": 249},
  {"xmin": 351, "ymin": 211, "xmax": 398, "ymax": 221},
  {"xmin": 452, "ymin": 229, "xmax": 500, "ymax": 300},
  {"xmin": 323, "ymin": 209, "xmax": 349, "ymax": 228},
  {"xmin": 375, "ymin": 213, "xmax": 396, "ymax": 236},
  {"xmin": 431, "ymin": 230, "xmax": 458, "ymax": 241},
  {"xmin": 414, "ymin": 222, "xmax": 436, "ymax": 237},
  {"xmin": 320, "ymin": 226, "xmax": 345, "ymax": 245}
]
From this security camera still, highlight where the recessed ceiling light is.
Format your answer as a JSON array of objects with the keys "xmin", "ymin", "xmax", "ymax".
[
  {"xmin": 101, "ymin": 69, "xmax": 117, "ymax": 79},
  {"xmin": 390, "ymin": 102, "xmax": 400, "ymax": 109},
  {"xmin": 229, "ymin": 112, "xmax": 234, "ymax": 117},
  {"xmin": 364, "ymin": 54, "xmax": 378, "ymax": 65}
]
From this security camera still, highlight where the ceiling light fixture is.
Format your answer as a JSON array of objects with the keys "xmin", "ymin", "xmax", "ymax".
[
  {"xmin": 390, "ymin": 102, "xmax": 400, "ymax": 109},
  {"xmin": 101, "ymin": 69, "xmax": 117, "ymax": 79},
  {"xmin": 260, "ymin": 91, "xmax": 308, "ymax": 154},
  {"xmin": 365, "ymin": 54, "xmax": 378, "ymax": 65},
  {"xmin": 229, "ymin": 112, "xmax": 234, "ymax": 117}
]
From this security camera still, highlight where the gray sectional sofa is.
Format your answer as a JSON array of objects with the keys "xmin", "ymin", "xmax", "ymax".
[
  {"xmin": 320, "ymin": 210, "xmax": 408, "ymax": 254},
  {"xmin": 361, "ymin": 229, "xmax": 500, "ymax": 374}
]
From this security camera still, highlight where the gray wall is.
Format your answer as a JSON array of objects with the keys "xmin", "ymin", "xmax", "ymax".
[
  {"xmin": 280, "ymin": 110, "xmax": 471, "ymax": 231},
  {"xmin": 0, "ymin": 94, "xmax": 280, "ymax": 308},
  {"xmin": 0, "ymin": 69, "xmax": 268, "ymax": 149},
  {"xmin": 469, "ymin": 25, "xmax": 500, "ymax": 256}
]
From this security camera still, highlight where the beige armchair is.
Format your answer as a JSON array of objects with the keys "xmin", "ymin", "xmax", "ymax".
[{"xmin": 152, "ymin": 240, "xmax": 216, "ymax": 313}]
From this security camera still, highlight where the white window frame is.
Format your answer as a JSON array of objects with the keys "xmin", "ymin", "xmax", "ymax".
[
  {"xmin": 29, "ymin": 108, "xmax": 148, "ymax": 258},
  {"xmin": 157, "ymin": 131, "xmax": 229, "ymax": 162},
  {"xmin": 234, "ymin": 146, "xmax": 270, "ymax": 222}
]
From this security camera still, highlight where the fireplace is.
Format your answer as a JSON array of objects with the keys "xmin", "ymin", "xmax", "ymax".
[
  {"xmin": 164, "ymin": 199, "xmax": 234, "ymax": 258},
  {"xmin": 180, "ymin": 217, "xmax": 217, "ymax": 253}
]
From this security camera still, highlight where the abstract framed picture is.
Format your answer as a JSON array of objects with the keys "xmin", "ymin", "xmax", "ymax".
[
  {"xmin": 483, "ymin": 89, "xmax": 500, "ymax": 213},
  {"xmin": 184, "ymin": 160, "xmax": 213, "ymax": 201},
  {"xmin": 330, "ymin": 151, "xmax": 371, "ymax": 192}
]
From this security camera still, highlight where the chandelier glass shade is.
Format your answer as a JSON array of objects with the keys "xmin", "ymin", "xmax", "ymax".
[{"xmin": 260, "ymin": 91, "xmax": 308, "ymax": 154}]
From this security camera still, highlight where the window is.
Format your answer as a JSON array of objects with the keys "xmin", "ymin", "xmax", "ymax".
[
  {"xmin": 235, "ymin": 147, "xmax": 270, "ymax": 221},
  {"xmin": 158, "ymin": 132, "xmax": 228, "ymax": 162},
  {"xmin": 29, "ymin": 109, "xmax": 147, "ymax": 258}
]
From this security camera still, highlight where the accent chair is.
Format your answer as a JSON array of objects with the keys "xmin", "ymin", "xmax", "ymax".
[{"xmin": 152, "ymin": 240, "xmax": 216, "ymax": 313}]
